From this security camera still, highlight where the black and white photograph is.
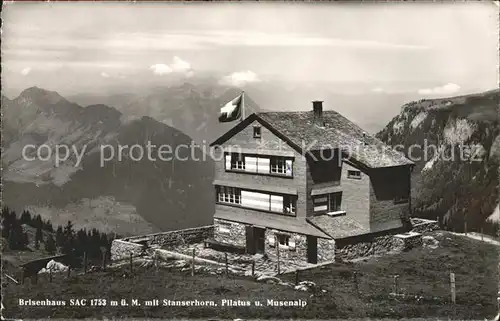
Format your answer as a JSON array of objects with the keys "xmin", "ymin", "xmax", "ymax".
[{"xmin": 1, "ymin": 1, "xmax": 499, "ymax": 320}]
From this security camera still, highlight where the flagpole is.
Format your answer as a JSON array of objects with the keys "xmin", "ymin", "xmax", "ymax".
[{"xmin": 241, "ymin": 90, "xmax": 245, "ymax": 121}]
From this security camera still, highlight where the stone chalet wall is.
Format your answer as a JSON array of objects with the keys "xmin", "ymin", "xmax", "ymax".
[
  {"xmin": 215, "ymin": 219, "xmax": 336, "ymax": 264},
  {"xmin": 111, "ymin": 225, "xmax": 214, "ymax": 261},
  {"xmin": 214, "ymin": 219, "xmax": 246, "ymax": 247},
  {"xmin": 317, "ymin": 238, "xmax": 336, "ymax": 263},
  {"xmin": 264, "ymin": 229, "xmax": 308, "ymax": 265}
]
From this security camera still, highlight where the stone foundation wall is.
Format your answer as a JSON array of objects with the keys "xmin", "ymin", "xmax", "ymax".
[
  {"xmin": 111, "ymin": 239, "xmax": 145, "ymax": 261},
  {"xmin": 264, "ymin": 229, "xmax": 308, "ymax": 264},
  {"xmin": 335, "ymin": 234, "xmax": 403, "ymax": 261},
  {"xmin": 213, "ymin": 219, "xmax": 246, "ymax": 247},
  {"xmin": 123, "ymin": 225, "xmax": 214, "ymax": 248},
  {"xmin": 317, "ymin": 238, "xmax": 336, "ymax": 263}
]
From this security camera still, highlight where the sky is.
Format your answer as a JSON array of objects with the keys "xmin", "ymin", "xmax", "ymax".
[{"xmin": 2, "ymin": 2, "xmax": 498, "ymax": 96}]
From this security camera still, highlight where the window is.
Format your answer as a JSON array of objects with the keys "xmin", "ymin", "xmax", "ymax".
[
  {"xmin": 217, "ymin": 186, "xmax": 241, "ymax": 205},
  {"xmin": 270, "ymin": 157, "xmax": 293, "ymax": 176},
  {"xmin": 284, "ymin": 195, "xmax": 296, "ymax": 214},
  {"xmin": 241, "ymin": 191, "xmax": 296, "ymax": 215},
  {"xmin": 328, "ymin": 193, "xmax": 342, "ymax": 212},
  {"xmin": 274, "ymin": 233, "xmax": 296, "ymax": 250},
  {"xmin": 347, "ymin": 170, "xmax": 361, "ymax": 179},
  {"xmin": 277, "ymin": 234, "xmax": 290, "ymax": 246},
  {"xmin": 253, "ymin": 126, "xmax": 261, "ymax": 138},
  {"xmin": 314, "ymin": 192, "xmax": 342, "ymax": 213},
  {"xmin": 271, "ymin": 157, "xmax": 285, "ymax": 174},
  {"xmin": 217, "ymin": 186, "xmax": 296, "ymax": 216},
  {"xmin": 225, "ymin": 153, "xmax": 293, "ymax": 177},
  {"xmin": 218, "ymin": 222, "xmax": 231, "ymax": 234},
  {"xmin": 230, "ymin": 153, "xmax": 245, "ymax": 170}
]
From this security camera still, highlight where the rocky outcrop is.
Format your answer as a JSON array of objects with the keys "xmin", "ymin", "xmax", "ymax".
[{"xmin": 376, "ymin": 89, "xmax": 499, "ymax": 233}]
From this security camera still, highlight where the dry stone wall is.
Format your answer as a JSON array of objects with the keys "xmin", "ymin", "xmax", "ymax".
[
  {"xmin": 111, "ymin": 239, "xmax": 145, "ymax": 261},
  {"xmin": 393, "ymin": 232, "xmax": 423, "ymax": 251},
  {"xmin": 334, "ymin": 234, "xmax": 403, "ymax": 261},
  {"xmin": 123, "ymin": 225, "xmax": 214, "ymax": 248},
  {"xmin": 410, "ymin": 218, "xmax": 439, "ymax": 234},
  {"xmin": 317, "ymin": 238, "xmax": 336, "ymax": 263},
  {"xmin": 111, "ymin": 226, "xmax": 214, "ymax": 261}
]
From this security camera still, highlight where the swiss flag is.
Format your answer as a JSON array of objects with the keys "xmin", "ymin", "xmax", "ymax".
[{"xmin": 218, "ymin": 94, "xmax": 243, "ymax": 122}]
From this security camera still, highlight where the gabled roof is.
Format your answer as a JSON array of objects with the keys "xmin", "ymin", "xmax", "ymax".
[
  {"xmin": 215, "ymin": 209, "xmax": 331, "ymax": 239},
  {"xmin": 211, "ymin": 110, "xmax": 414, "ymax": 169},
  {"xmin": 307, "ymin": 214, "xmax": 403, "ymax": 239}
]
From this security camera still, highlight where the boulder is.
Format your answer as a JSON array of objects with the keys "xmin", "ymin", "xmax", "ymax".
[
  {"xmin": 38, "ymin": 260, "xmax": 69, "ymax": 274},
  {"xmin": 422, "ymin": 235, "xmax": 439, "ymax": 249}
]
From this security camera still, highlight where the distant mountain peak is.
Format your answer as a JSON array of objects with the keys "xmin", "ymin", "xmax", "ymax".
[{"xmin": 18, "ymin": 86, "xmax": 66, "ymax": 105}]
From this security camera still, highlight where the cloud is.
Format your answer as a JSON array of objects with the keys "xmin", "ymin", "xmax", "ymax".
[
  {"xmin": 418, "ymin": 83, "xmax": 461, "ymax": 95},
  {"xmin": 100, "ymin": 72, "xmax": 110, "ymax": 78},
  {"xmin": 20, "ymin": 67, "xmax": 31, "ymax": 76},
  {"xmin": 9, "ymin": 31, "xmax": 428, "ymax": 56},
  {"xmin": 150, "ymin": 63, "xmax": 173, "ymax": 76},
  {"xmin": 219, "ymin": 70, "xmax": 261, "ymax": 87},
  {"xmin": 149, "ymin": 56, "xmax": 193, "ymax": 76},
  {"xmin": 200, "ymin": 31, "xmax": 428, "ymax": 50},
  {"xmin": 170, "ymin": 56, "xmax": 191, "ymax": 73}
]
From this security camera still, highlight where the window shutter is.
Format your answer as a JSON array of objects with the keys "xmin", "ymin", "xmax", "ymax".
[
  {"xmin": 270, "ymin": 195, "xmax": 283, "ymax": 212},
  {"xmin": 288, "ymin": 237, "xmax": 296, "ymax": 251},
  {"xmin": 244, "ymin": 156, "xmax": 257, "ymax": 172},
  {"xmin": 241, "ymin": 191, "xmax": 270, "ymax": 211},
  {"xmin": 313, "ymin": 196, "xmax": 328, "ymax": 212},
  {"xmin": 225, "ymin": 154, "xmax": 231, "ymax": 169},
  {"xmin": 257, "ymin": 157, "xmax": 270, "ymax": 173}
]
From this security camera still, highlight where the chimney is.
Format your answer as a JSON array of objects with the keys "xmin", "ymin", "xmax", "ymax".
[{"xmin": 312, "ymin": 101, "xmax": 324, "ymax": 126}]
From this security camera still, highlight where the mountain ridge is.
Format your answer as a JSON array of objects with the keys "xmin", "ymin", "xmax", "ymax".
[
  {"xmin": 2, "ymin": 87, "xmax": 215, "ymax": 236},
  {"xmin": 376, "ymin": 89, "xmax": 499, "ymax": 233}
]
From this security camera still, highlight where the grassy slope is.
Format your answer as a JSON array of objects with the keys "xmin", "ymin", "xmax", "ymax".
[{"xmin": 2, "ymin": 232, "xmax": 497, "ymax": 319}]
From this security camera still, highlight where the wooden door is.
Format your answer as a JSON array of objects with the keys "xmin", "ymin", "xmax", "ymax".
[
  {"xmin": 254, "ymin": 227, "xmax": 266, "ymax": 254},
  {"xmin": 245, "ymin": 226, "xmax": 255, "ymax": 254},
  {"xmin": 307, "ymin": 236, "xmax": 317, "ymax": 264}
]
